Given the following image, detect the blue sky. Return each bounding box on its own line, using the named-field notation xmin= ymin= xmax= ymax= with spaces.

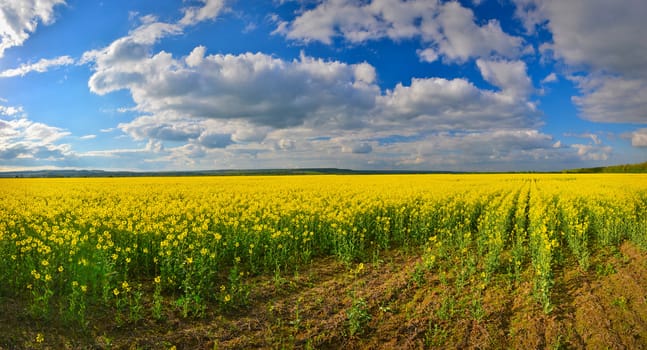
xmin=0 ymin=0 xmax=645 ymax=172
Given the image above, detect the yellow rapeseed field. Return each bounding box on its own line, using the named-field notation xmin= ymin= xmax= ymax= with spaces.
xmin=0 ymin=174 xmax=645 ymax=321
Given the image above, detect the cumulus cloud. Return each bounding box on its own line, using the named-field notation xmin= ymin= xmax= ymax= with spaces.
xmin=0 ymin=55 xmax=74 ymax=78
xmin=105 ymin=65 xmax=539 ymax=143
xmin=80 ymin=143 xmax=163 ymax=158
xmin=80 ymin=0 xmax=227 ymax=81
xmin=23 ymin=120 xmax=70 ymax=143
xmin=118 ymin=115 xmax=203 ymax=142
xmin=0 ymin=141 xmax=71 ymax=161
xmin=0 ymin=103 xmax=23 ymax=116
xmin=475 ymin=59 xmax=533 ymax=98
xmin=526 ymin=0 xmax=647 ymax=77
xmin=341 ymin=141 xmax=372 ymax=154
xmin=631 ymin=129 xmax=647 ymax=147
xmin=439 ymin=130 xmax=553 ymax=157
xmin=0 ymin=0 xmax=66 ymax=57
xmin=356 ymin=129 xmax=582 ymax=171
xmin=78 ymin=0 xmax=552 ymax=170
xmin=514 ymin=0 xmax=647 ymax=124
xmin=276 ymin=0 xmax=411 ymax=43
xmin=434 ymin=2 xmax=528 ymax=62
xmin=81 ymin=21 xmax=182 ymax=78
xmin=179 ymin=0 xmax=226 ymax=26
xmin=185 ymin=45 xmax=206 ymax=67
xmin=512 ymin=0 xmax=545 ymax=34
xmin=198 ymin=131 xmax=233 ymax=149
xmin=570 ymin=143 xmax=611 ymax=161
xmin=571 ymin=75 xmax=647 ymax=124
xmin=564 ymin=132 xmax=602 ymax=145
xmin=277 ymin=138 xmax=295 ymax=151
xmin=541 ymin=72 xmax=557 ymax=84
xmin=117 ymin=115 xmax=274 ymax=151
xmin=0 ymin=115 xmax=71 ymax=161
xmin=103 ymin=122 xmax=608 ymax=171
xmin=417 ymin=48 xmax=438 ymax=63
xmin=87 ymin=17 xmax=541 ymax=166
xmin=276 ymin=0 xmax=528 ymax=62
xmin=0 ymin=102 xmax=88 ymax=166
xmin=87 ymin=45 xmax=379 ymax=129
xmin=557 ymin=131 xmax=612 ymax=161
xmin=231 ymin=124 xmax=271 ymax=143
xmin=377 ymin=77 xmax=539 ymax=131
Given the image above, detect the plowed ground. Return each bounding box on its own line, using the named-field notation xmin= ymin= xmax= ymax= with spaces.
xmin=2 ymin=243 xmax=646 ymax=349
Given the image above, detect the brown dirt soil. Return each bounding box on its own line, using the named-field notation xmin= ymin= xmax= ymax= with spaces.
xmin=1 ymin=243 xmax=647 ymax=349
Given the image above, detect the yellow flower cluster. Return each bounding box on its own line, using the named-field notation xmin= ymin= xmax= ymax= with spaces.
xmin=0 ymin=174 xmax=645 ymax=320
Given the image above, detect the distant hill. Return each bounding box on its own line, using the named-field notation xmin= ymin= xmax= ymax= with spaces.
xmin=0 ymin=168 xmax=458 ymax=178
xmin=563 ymin=161 xmax=647 ymax=173
xmin=2 ymin=164 xmax=645 ymax=177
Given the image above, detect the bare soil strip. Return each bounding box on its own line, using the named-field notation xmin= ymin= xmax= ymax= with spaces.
xmin=2 ymin=243 xmax=646 ymax=349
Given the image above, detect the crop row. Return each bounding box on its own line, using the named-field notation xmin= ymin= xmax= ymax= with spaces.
xmin=0 ymin=175 xmax=645 ymax=323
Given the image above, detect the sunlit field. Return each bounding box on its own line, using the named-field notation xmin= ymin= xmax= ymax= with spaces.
xmin=1 ymin=174 xmax=646 ymax=348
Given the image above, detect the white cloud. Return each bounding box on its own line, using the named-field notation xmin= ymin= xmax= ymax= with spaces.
xmin=198 ymin=131 xmax=233 ymax=149
xmin=277 ymin=138 xmax=295 ymax=151
xmin=512 ymin=0 xmax=544 ymax=34
xmin=341 ymin=141 xmax=372 ymax=154
xmin=81 ymin=0 xmax=228 ymax=75
xmin=231 ymin=124 xmax=271 ymax=143
xmin=541 ymin=72 xmax=557 ymax=83
xmin=81 ymin=21 xmax=182 ymax=74
xmin=533 ymin=0 xmax=647 ymax=77
xmin=571 ymin=143 xmax=611 ymax=161
xmin=186 ymin=45 xmax=207 ymax=67
xmin=118 ymin=115 xmax=203 ymax=142
xmin=417 ymin=48 xmax=438 ymax=63
xmin=353 ymin=61 xmax=376 ymax=85
xmin=631 ymin=128 xmax=647 ymax=147
xmin=79 ymin=134 xmax=96 ymax=140
xmin=275 ymin=0 xmax=380 ymax=44
xmin=76 ymin=0 xmax=566 ymax=170
xmin=86 ymin=22 xmax=542 ymax=169
xmin=374 ymin=129 xmax=612 ymax=171
xmin=475 ymin=59 xmax=533 ymax=98
xmin=277 ymin=0 xmax=529 ymax=62
xmin=571 ymin=75 xmax=647 ymax=124
xmin=0 ymin=55 xmax=74 ymax=78
xmin=559 ymin=131 xmax=612 ymax=161
xmin=377 ymin=77 xmax=539 ymax=131
xmin=23 ymin=121 xmax=70 ymax=143
xmin=117 ymin=114 xmax=272 ymax=148
xmin=0 ymin=101 xmax=82 ymax=166
xmin=565 ymin=132 xmax=606 ymax=146
xmin=97 ymin=121 xmax=610 ymax=171
xmin=0 ymin=104 xmax=23 ymax=116
xmin=179 ymin=0 xmax=226 ymax=26
xmin=514 ymin=0 xmax=647 ymax=124
xmin=145 ymin=139 xmax=164 ymax=153
xmin=0 ymin=0 xmax=66 ymax=57
xmin=82 ymin=3 xmax=386 ymax=133
xmin=276 ymin=0 xmax=434 ymax=44
xmin=0 ymin=115 xmax=71 ymax=161
xmin=88 ymin=47 xmax=379 ymax=129
xmin=435 ymin=2 xmax=528 ymax=62
xmin=80 ymin=144 xmax=165 ymax=159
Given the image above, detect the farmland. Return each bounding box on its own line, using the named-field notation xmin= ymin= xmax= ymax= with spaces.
xmin=1 ymin=174 xmax=646 ymax=348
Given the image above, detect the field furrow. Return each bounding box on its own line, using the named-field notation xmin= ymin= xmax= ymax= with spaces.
xmin=0 ymin=174 xmax=646 ymax=348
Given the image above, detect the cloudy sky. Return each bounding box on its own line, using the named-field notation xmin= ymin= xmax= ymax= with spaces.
xmin=0 ymin=0 xmax=645 ymax=171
